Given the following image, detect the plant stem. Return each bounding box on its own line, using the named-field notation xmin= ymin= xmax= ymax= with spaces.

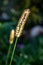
xmin=5 ymin=45 xmax=11 ymax=65
xmin=9 ymin=37 xmax=18 ymax=65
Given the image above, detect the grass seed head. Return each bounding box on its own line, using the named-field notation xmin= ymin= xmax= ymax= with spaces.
xmin=9 ymin=29 xmax=15 ymax=44
xmin=16 ymin=9 xmax=30 ymax=37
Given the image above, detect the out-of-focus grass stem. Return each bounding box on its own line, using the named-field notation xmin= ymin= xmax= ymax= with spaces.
xmin=5 ymin=45 xmax=11 ymax=65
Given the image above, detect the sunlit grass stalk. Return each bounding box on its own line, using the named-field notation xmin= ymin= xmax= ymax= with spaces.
xmin=9 ymin=9 xmax=30 ymax=65
xmin=9 ymin=37 xmax=18 ymax=65
xmin=5 ymin=29 xmax=15 ymax=65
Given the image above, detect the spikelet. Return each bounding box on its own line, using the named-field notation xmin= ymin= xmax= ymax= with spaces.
xmin=16 ymin=9 xmax=30 ymax=37
xmin=9 ymin=29 xmax=15 ymax=44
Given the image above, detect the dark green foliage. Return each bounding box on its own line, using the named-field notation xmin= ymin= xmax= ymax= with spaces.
xmin=0 ymin=0 xmax=43 ymax=65
xmin=0 ymin=23 xmax=43 ymax=65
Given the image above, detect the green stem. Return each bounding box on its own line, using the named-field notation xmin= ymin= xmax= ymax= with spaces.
xmin=9 ymin=37 xmax=18 ymax=65
xmin=5 ymin=45 xmax=11 ymax=65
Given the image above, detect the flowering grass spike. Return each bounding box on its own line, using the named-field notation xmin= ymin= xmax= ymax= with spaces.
xmin=9 ymin=29 xmax=15 ymax=44
xmin=16 ymin=9 xmax=30 ymax=37
xmin=5 ymin=29 xmax=15 ymax=65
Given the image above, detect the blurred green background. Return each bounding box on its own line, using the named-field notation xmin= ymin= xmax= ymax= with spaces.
xmin=0 ymin=0 xmax=43 ymax=65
